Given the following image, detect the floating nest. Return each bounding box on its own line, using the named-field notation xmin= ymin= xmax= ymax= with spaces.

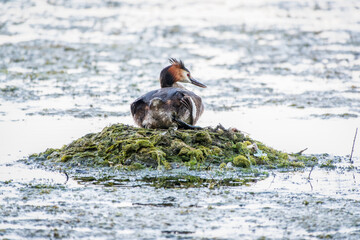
xmin=31 ymin=124 xmax=316 ymax=170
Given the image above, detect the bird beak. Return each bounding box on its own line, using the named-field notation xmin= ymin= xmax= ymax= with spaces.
xmin=190 ymin=78 xmax=207 ymax=88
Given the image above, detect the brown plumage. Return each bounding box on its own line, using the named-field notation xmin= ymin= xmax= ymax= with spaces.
xmin=131 ymin=59 xmax=206 ymax=129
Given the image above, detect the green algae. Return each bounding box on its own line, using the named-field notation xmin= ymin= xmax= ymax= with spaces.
xmin=33 ymin=123 xmax=315 ymax=170
xmin=141 ymin=175 xmax=261 ymax=188
xmin=233 ymin=155 xmax=251 ymax=168
xmin=320 ymin=159 xmax=336 ymax=169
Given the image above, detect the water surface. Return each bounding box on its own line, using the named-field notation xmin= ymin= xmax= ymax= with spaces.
xmin=1 ymin=0 xmax=360 ymax=239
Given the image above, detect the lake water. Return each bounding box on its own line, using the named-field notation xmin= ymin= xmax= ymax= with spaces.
xmin=1 ymin=0 xmax=360 ymax=239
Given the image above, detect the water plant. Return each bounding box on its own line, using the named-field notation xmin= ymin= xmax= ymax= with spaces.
xmin=31 ymin=123 xmax=316 ymax=170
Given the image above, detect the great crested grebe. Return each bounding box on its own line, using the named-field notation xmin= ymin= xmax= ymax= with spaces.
xmin=130 ymin=58 xmax=206 ymax=129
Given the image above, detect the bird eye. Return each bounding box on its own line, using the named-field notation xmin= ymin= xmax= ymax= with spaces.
xmin=187 ymin=73 xmax=190 ymax=78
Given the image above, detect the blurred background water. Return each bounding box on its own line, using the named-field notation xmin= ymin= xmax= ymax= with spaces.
xmin=1 ymin=1 xmax=360 ymax=239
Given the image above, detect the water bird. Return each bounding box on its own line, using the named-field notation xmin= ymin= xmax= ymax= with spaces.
xmin=131 ymin=58 xmax=206 ymax=129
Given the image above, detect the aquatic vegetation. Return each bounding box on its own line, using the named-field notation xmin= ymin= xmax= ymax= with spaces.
xmin=28 ymin=123 xmax=319 ymax=188
xmin=233 ymin=155 xmax=251 ymax=168
xmin=141 ymin=174 xmax=261 ymax=188
xmin=320 ymin=159 xmax=336 ymax=169
xmin=31 ymin=123 xmax=316 ymax=170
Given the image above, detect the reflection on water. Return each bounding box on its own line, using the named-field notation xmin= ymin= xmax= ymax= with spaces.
xmin=0 ymin=0 xmax=360 ymax=239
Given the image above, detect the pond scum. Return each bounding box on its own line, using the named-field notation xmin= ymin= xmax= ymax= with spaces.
xmin=30 ymin=124 xmax=317 ymax=187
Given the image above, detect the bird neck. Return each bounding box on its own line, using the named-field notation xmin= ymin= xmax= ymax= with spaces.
xmin=171 ymin=82 xmax=186 ymax=89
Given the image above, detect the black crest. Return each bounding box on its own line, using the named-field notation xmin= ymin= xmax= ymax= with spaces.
xmin=169 ymin=58 xmax=185 ymax=70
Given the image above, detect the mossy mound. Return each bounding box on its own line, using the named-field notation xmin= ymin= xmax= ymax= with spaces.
xmin=32 ymin=124 xmax=316 ymax=170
